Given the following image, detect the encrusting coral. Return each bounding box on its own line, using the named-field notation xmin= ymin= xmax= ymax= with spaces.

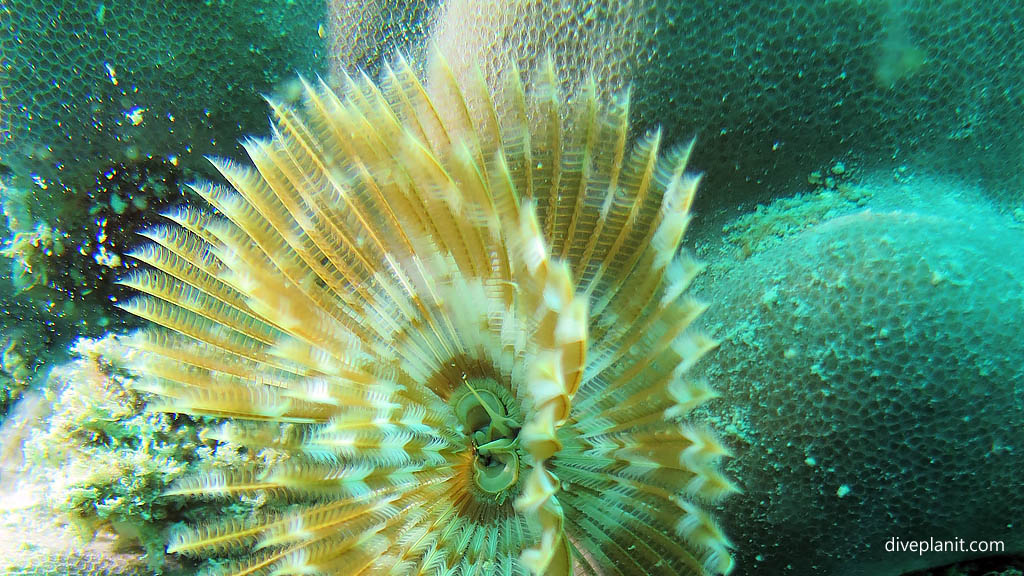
xmin=118 ymin=52 xmax=736 ymax=575
xmin=8 ymin=336 xmax=263 ymax=574
xmin=0 ymin=1 xmax=325 ymax=419
xmin=383 ymin=0 xmax=1024 ymax=214
xmin=694 ymin=180 xmax=1024 ymax=576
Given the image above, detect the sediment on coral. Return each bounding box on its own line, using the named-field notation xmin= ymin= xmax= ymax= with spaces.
xmin=694 ymin=177 xmax=1024 ymax=576
xmin=1 ymin=0 xmax=326 ymax=198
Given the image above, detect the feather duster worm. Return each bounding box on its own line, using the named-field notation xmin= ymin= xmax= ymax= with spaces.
xmin=119 ymin=53 xmax=737 ymax=575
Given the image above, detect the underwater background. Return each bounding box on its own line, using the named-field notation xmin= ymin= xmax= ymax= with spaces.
xmin=0 ymin=1 xmax=1022 ymax=575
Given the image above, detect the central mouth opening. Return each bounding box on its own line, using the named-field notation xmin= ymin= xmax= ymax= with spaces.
xmin=451 ymin=378 xmax=522 ymax=499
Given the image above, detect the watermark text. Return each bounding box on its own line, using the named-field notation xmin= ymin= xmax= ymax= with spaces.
xmin=885 ymin=537 xmax=1004 ymax=556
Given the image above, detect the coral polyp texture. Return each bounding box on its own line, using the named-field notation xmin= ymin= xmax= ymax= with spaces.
xmin=0 ymin=0 xmax=325 ymax=414
xmin=327 ymin=0 xmax=438 ymax=78
xmin=0 ymin=0 xmax=324 ymax=194
xmin=118 ymin=54 xmax=735 ymax=575
xmin=351 ymin=0 xmax=1024 ymax=210
xmin=696 ymin=184 xmax=1024 ymax=575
